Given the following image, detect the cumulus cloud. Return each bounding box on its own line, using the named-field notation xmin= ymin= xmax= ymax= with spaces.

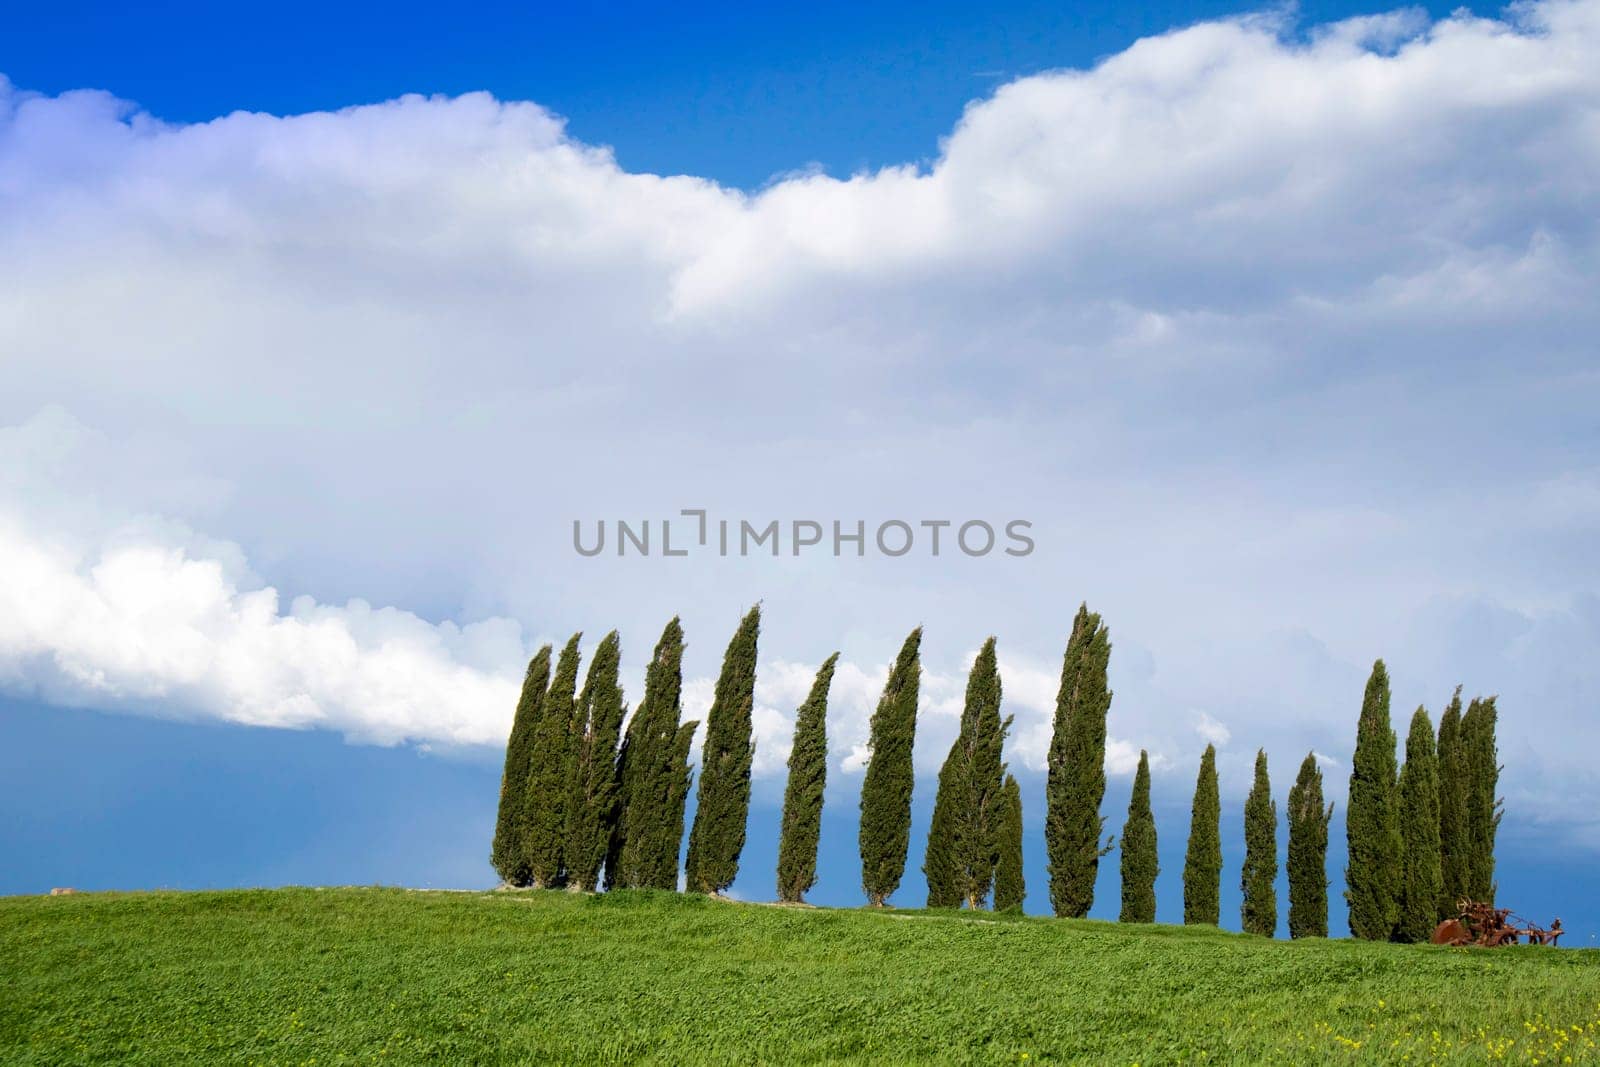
xmin=1193 ymin=711 xmax=1232 ymax=747
xmin=2 ymin=1 xmax=1599 ymax=828
xmin=0 ymin=409 xmax=531 ymax=745
xmin=2 ymin=411 xmax=1159 ymax=767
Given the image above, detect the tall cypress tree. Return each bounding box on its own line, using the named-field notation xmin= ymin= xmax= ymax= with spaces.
xmin=491 ymin=645 xmax=552 ymax=886
xmin=1183 ymin=744 xmax=1221 ymax=925
xmin=923 ymin=750 xmax=964 ymax=908
xmin=613 ymin=618 xmax=699 ymax=890
xmin=524 ymin=633 xmax=583 ymax=888
xmin=925 ymin=638 xmax=1010 ymax=909
xmin=860 ymin=627 xmax=922 ymax=906
xmin=563 ymin=631 xmax=627 ymax=893
xmin=1395 ymin=706 xmax=1443 ymax=943
xmin=776 ymin=653 xmax=838 ymax=904
xmin=1436 ymin=687 xmax=1469 ymax=915
xmin=1462 ymin=695 xmax=1501 ymax=903
xmin=994 ymin=774 xmax=1025 ymax=912
xmin=686 ymin=605 xmax=761 ymax=894
xmin=1287 ymin=751 xmax=1333 ymax=938
xmin=1045 ymin=604 xmax=1114 ymax=918
xmin=1240 ymin=749 xmax=1278 ymax=937
xmin=1119 ymin=749 xmax=1158 ymax=923
xmin=1345 ymin=659 xmax=1401 ymax=940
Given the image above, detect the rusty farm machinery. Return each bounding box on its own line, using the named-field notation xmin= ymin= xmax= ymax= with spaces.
xmin=1431 ymin=900 xmax=1564 ymax=947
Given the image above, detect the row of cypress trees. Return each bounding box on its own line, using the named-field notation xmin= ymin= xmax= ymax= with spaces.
xmin=1161 ymin=660 xmax=1501 ymax=940
xmin=863 ymin=606 xmax=1118 ymax=914
xmin=1344 ymin=663 xmax=1501 ymax=941
xmin=492 ymin=610 xmax=761 ymax=894
xmin=493 ymin=606 xmax=1117 ymax=911
xmin=493 ymin=613 xmax=1499 ymax=936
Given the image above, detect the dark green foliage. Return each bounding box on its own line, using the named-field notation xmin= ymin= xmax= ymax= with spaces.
xmin=1183 ymin=744 xmax=1221 ymax=925
xmin=1396 ymin=706 xmax=1443 ymax=943
xmin=1119 ymin=750 xmax=1158 ymax=923
xmin=1345 ymin=660 xmax=1401 ymax=940
xmin=1045 ymin=604 xmax=1115 ymax=918
xmin=686 ymin=606 xmax=761 ymax=894
xmin=776 ymin=654 xmax=838 ymax=903
xmin=563 ymin=632 xmax=627 ymax=893
xmin=1436 ymin=687 xmax=1469 ymax=915
xmin=1287 ymin=752 xmax=1333 ymax=939
xmin=491 ymin=645 xmax=551 ymax=886
xmin=993 ymin=775 xmax=1025 ymax=911
xmin=524 ymin=633 xmax=582 ymax=888
xmin=924 ymin=638 xmax=1011 ymax=909
xmin=612 ymin=618 xmax=699 ymax=891
xmin=923 ymin=751 xmax=963 ymax=908
xmin=859 ymin=627 xmax=922 ymax=906
xmin=1462 ymin=696 xmax=1501 ymax=903
xmin=1240 ymin=749 xmax=1277 ymax=937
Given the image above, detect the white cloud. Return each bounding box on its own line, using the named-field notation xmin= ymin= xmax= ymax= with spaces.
xmin=2 ymin=0 xmax=1599 ymax=829
xmin=1193 ymin=711 xmax=1233 ymax=747
xmin=0 ymin=410 xmax=530 ymax=745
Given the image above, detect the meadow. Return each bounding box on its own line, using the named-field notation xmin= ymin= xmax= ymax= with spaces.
xmin=3 ymin=887 xmax=1599 ymax=1064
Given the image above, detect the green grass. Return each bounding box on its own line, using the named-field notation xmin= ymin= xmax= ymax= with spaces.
xmin=3 ymin=888 xmax=1599 ymax=1064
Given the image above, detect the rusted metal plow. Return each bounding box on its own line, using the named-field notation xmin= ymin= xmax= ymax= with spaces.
xmin=1431 ymin=900 xmax=1563 ymax=947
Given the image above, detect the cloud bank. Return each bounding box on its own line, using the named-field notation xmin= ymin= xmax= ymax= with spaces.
xmin=0 ymin=408 xmax=1136 ymax=774
xmin=3 ymin=1 xmax=1599 ymax=836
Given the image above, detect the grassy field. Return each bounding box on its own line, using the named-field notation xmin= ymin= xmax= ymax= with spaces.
xmin=3 ymin=888 xmax=1599 ymax=1064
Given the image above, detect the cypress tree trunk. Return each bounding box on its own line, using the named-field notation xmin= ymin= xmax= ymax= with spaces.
xmin=1045 ymin=604 xmax=1114 ymax=918
xmin=1287 ymin=751 xmax=1333 ymax=938
xmin=1183 ymin=744 xmax=1221 ymax=925
xmin=1395 ymin=706 xmax=1443 ymax=943
xmin=563 ymin=631 xmax=626 ymax=893
xmin=925 ymin=638 xmax=1010 ymax=909
xmin=686 ymin=606 xmax=761 ymax=894
xmin=1119 ymin=749 xmax=1158 ymax=923
xmin=614 ymin=618 xmax=699 ymax=890
xmin=1436 ymin=687 xmax=1469 ymax=916
xmin=776 ymin=654 xmax=838 ymax=904
xmin=1345 ymin=659 xmax=1401 ymax=940
xmin=524 ymin=633 xmax=583 ymax=889
xmin=993 ymin=774 xmax=1025 ymax=912
xmin=491 ymin=645 xmax=552 ymax=887
xmin=859 ymin=627 xmax=922 ymax=906
xmin=1240 ymin=749 xmax=1278 ymax=937
xmin=1462 ymin=696 xmax=1501 ymax=903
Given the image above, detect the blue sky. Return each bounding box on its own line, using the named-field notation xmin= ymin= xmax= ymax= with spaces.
xmin=3 ymin=0 xmax=1599 ymax=939
xmin=6 ymin=0 xmax=1490 ymax=188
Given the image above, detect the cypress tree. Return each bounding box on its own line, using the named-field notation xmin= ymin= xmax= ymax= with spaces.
xmin=1345 ymin=659 xmax=1401 ymax=940
xmin=1462 ymin=695 xmax=1501 ymax=903
xmin=924 ymin=638 xmax=1010 ymax=909
xmin=524 ymin=633 xmax=583 ymax=888
xmin=776 ymin=653 xmax=838 ymax=904
xmin=1395 ymin=706 xmax=1443 ymax=943
xmin=491 ymin=645 xmax=551 ymax=886
xmin=994 ymin=774 xmax=1025 ymax=912
xmin=1045 ymin=604 xmax=1114 ymax=918
xmin=1436 ymin=687 xmax=1469 ymax=915
xmin=1183 ymin=744 xmax=1221 ymax=925
xmin=563 ymin=631 xmax=626 ymax=892
xmin=1287 ymin=751 xmax=1333 ymax=938
xmin=686 ymin=605 xmax=761 ymax=894
xmin=923 ymin=749 xmax=964 ymax=907
xmin=1119 ymin=749 xmax=1158 ymax=923
xmin=613 ymin=618 xmax=699 ymax=890
xmin=859 ymin=627 xmax=922 ymax=906
xmin=1240 ymin=749 xmax=1278 ymax=937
